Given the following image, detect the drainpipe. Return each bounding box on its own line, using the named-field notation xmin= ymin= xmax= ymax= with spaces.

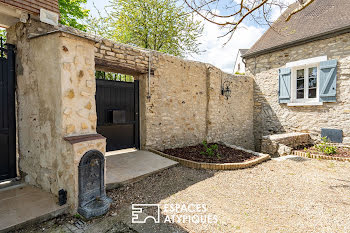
xmin=147 ymin=51 xmax=152 ymax=100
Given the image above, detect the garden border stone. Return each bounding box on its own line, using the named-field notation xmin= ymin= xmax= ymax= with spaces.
xmin=148 ymin=143 xmax=270 ymax=170
xmin=292 ymin=150 xmax=350 ymax=162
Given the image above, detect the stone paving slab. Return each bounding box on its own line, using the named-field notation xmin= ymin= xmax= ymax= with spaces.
xmin=0 ymin=184 xmax=67 ymax=233
xmin=106 ymin=150 xmax=178 ymax=190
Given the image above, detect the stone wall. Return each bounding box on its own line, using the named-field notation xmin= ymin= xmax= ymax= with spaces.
xmin=245 ymin=32 xmax=350 ymax=150
xmin=94 ymin=39 xmax=255 ymax=150
xmin=7 ymin=20 xmax=255 ymax=151
xmin=207 ymin=67 xmax=254 ymax=148
xmin=95 ymin=39 xmax=150 ymax=75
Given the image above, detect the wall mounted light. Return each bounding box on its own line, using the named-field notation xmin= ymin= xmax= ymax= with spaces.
xmin=221 ymin=80 xmax=232 ymax=100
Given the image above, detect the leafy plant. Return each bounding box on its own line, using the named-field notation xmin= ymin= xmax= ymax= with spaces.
xmin=200 ymin=140 xmax=221 ymax=159
xmin=59 ymin=0 xmax=89 ymax=31
xmin=315 ymin=137 xmax=337 ymax=155
xmin=0 ymin=29 xmax=6 ymax=43
xmin=306 ymin=152 xmax=311 ymax=158
xmin=86 ymin=0 xmax=203 ymax=57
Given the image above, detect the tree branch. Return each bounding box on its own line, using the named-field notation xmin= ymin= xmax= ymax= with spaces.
xmin=285 ymin=0 xmax=315 ymax=21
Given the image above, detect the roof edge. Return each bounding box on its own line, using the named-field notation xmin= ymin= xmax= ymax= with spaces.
xmin=243 ymin=25 xmax=350 ymax=59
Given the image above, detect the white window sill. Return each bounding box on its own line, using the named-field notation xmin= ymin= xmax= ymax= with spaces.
xmin=287 ymin=102 xmax=323 ymax=106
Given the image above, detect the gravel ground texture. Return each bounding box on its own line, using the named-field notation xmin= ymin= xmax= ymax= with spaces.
xmin=19 ymin=157 xmax=350 ymax=233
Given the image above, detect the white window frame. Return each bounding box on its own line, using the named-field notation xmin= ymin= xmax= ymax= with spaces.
xmin=286 ymin=56 xmax=327 ymax=106
xmin=290 ymin=64 xmax=320 ymax=103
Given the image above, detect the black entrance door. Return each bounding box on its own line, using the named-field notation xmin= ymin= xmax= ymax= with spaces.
xmin=95 ymin=79 xmax=140 ymax=151
xmin=0 ymin=41 xmax=16 ymax=181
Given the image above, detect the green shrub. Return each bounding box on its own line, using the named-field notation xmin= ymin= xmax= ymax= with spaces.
xmin=200 ymin=140 xmax=221 ymax=159
xmin=315 ymin=137 xmax=337 ymax=155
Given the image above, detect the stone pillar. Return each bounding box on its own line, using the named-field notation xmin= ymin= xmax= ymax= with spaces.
xmin=57 ymin=32 xmax=107 ymax=211
xmin=7 ymin=21 xmax=106 ymax=212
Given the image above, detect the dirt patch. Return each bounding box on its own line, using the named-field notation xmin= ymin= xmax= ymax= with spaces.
xmin=297 ymin=146 xmax=350 ymax=157
xmin=163 ymin=143 xmax=258 ymax=163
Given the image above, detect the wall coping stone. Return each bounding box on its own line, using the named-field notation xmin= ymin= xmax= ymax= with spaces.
xmin=262 ymin=132 xmax=310 ymax=141
xmin=64 ymin=134 xmax=106 ymax=145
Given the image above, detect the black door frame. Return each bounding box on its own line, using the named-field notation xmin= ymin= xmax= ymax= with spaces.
xmin=0 ymin=41 xmax=16 ymax=181
xmin=134 ymin=80 xmax=140 ymax=149
xmin=95 ymin=79 xmax=140 ymax=151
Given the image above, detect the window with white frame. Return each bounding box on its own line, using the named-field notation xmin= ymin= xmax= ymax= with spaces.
xmin=278 ymin=56 xmax=338 ymax=106
xmin=291 ymin=64 xmax=319 ymax=102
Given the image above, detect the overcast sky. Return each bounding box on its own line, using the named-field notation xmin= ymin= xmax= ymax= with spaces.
xmin=85 ymin=0 xmax=295 ymax=73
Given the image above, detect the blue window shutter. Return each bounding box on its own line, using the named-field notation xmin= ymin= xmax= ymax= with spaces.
xmin=319 ymin=59 xmax=337 ymax=102
xmin=278 ymin=68 xmax=291 ymax=103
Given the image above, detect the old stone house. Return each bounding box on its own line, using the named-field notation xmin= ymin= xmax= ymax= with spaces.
xmin=243 ymin=0 xmax=350 ymax=151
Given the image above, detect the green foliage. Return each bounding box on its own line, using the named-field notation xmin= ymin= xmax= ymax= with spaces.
xmin=96 ymin=71 xmax=134 ymax=82
xmin=200 ymin=141 xmax=221 ymax=159
xmin=87 ymin=0 xmax=203 ymax=57
xmin=315 ymin=137 xmax=337 ymax=155
xmin=73 ymin=213 xmax=82 ymax=219
xmin=59 ymin=0 xmax=89 ymax=31
xmin=0 ymin=29 xmax=6 ymax=43
xmin=234 ymin=71 xmax=245 ymax=75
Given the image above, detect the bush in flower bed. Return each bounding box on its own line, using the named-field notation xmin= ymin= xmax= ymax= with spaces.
xmin=314 ymin=137 xmax=337 ymax=155
xmin=299 ymin=137 xmax=349 ymax=158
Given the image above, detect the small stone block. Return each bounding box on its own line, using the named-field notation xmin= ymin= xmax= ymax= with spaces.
xmin=321 ymin=128 xmax=343 ymax=143
xmin=80 ymin=91 xmax=90 ymax=97
xmin=86 ymin=80 xmax=93 ymax=88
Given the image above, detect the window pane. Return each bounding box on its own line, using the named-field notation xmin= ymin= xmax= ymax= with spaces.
xmin=297 ymin=69 xmax=304 ymax=80
xmin=297 ymin=90 xmax=304 ymax=99
xmin=309 ymin=78 xmax=317 ymax=88
xmin=308 ymin=67 xmax=317 ymax=98
xmin=296 ymin=69 xmax=304 ymax=99
xmin=309 ymin=89 xmax=316 ymax=98
xmin=297 ymin=80 xmax=304 ymax=89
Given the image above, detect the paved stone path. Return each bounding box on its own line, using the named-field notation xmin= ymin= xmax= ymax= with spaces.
xmin=20 ymin=157 xmax=350 ymax=233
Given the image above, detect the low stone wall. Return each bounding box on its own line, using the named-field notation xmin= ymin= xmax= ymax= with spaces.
xmin=246 ymin=32 xmax=350 ymax=150
xmin=261 ymin=132 xmax=312 ymax=157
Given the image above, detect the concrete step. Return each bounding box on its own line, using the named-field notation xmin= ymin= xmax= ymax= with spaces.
xmin=106 ymin=150 xmax=178 ymax=190
xmin=0 ymin=184 xmax=68 ymax=233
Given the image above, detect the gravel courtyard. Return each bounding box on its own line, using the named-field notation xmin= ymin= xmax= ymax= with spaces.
xmin=21 ymin=157 xmax=350 ymax=233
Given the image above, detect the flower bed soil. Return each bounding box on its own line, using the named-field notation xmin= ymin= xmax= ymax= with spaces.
xmin=162 ymin=143 xmax=258 ymax=163
xmin=296 ymin=146 xmax=350 ymax=158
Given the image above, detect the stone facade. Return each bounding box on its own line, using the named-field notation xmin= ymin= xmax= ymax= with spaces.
xmin=246 ymin=33 xmax=350 ymax=150
xmin=207 ymin=68 xmax=253 ymax=148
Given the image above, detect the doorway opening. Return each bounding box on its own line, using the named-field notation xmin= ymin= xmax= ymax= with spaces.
xmin=95 ymin=71 xmax=140 ymax=152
